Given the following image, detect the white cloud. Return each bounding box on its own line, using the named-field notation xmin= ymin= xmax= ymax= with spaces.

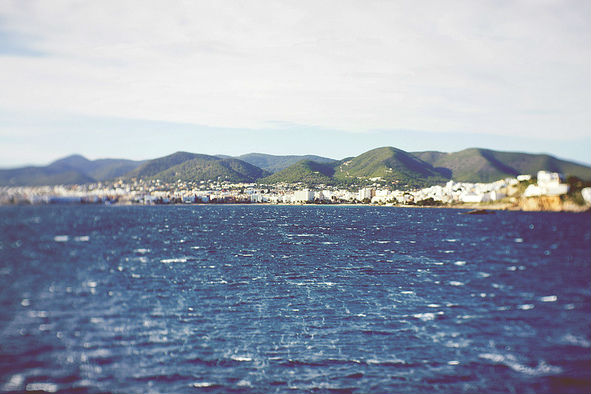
xmin=0 ymin=0 xmax=589 ymax=139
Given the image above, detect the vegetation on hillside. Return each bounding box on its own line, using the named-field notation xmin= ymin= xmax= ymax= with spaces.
xmin=333 ymin=147 xmax=449 ymax=188
xmin=143 ymin=155 xmax=269 ymax=183
xmin=126 ymin=152 xmax=198 ymax=179
xmin=258 ymin=160 xmax=336 ymax=185
xmin=413 ymin=148 xmax=591 ymax=183
xmin=238 ymin=153 xmax=336 ymax=173
xmin=1 ymin=147 xmax=589 ymax=187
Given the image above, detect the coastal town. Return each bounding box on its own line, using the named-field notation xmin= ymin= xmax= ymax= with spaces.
xmin=1 ymin=170 xmax=590 ymax=212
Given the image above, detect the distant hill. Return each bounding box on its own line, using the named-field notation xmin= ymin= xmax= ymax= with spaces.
xmin=127 ymin=152 xmax=269 ymax=183
xmin=413 ymin=148 xmax=591 ymax=182
xmin=258 ymin=147 xmax=449 ymax=187
xmin=126 ymin=152 xmax=199 ymax=179
xmin=0 ymin=165 xmax=94 ymax=186
xmin=88 ymin=159 xmax=145 ymax=181
xmin=258 ymin=159 xmax=337 ymax=185
xmin=332 ymin=147 xmax=448 ymax=187
xmin=1 ymin=147 xmax=589 ymax=187
xmin=51 ymin=155 xmax=142 ymax=181
xmin=237 ymin=153 xmax=336 ymax=173
xmin=0 ymin=155 xmax=143 ymax=186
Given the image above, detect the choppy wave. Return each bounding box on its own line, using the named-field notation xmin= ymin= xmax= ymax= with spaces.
xmin=0 ymin=205 xmax=589 ymax=393
xmin=479 ymin=353 xmax=563 ymax=376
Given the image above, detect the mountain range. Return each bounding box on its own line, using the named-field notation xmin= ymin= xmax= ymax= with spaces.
xmin=1 ymin=147 xmax=589 ymax=187
xmin=127 ymin=152 xmax=269 ymax=183
xmin=0 ymin=155 xmax=143 ymax=186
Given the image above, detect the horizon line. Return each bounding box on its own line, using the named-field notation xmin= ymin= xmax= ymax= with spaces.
xmin=2 ymin=145 xmax=590 ymax=170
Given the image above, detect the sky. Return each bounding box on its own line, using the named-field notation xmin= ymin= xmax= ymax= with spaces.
xmin=0 ymin=0 xmax=589 ymax=167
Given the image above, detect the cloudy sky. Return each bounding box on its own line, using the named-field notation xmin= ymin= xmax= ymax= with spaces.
xmin=0 ymin=0 xmax=589 ymax=166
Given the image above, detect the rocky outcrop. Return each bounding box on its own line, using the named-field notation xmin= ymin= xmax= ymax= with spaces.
xmin=518 ymin=196 xmax=589 ymax=212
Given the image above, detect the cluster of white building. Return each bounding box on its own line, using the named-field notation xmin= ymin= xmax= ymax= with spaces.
xmin=0 ymin=184 xmax=132 ymax=204
xmin=248 ymin=188 xmax=356 ymax=204
xmin=249 ymin=176 xmax=520 ymax=205
xmin=343 ymin=171 xmax=580 ymax=206
xmin=369 ymin=171 xmax=582 ymax=205
xmin=523 ymin=171 xmax=570 ymax=197
xmin=2 ymin=170 xmax=589 ymax=206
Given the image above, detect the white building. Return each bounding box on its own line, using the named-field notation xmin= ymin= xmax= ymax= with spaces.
xmin=524 ymin=171 xmax=570 ymax=197
xmin=489 ymin=190 xmax=506 ymax=201
xmin=461 ymin=192 xmax=488 ymax=203
xmin=358 ymin=188 xmax=374 ymax=201
xmin=537 ymin=171 xmax=563 ymax=186
xmin=371 ymin=189 xmax=392 ymax=204
xmin=523 ymin=184 xmax=543 ymax=197
xmin=320 ymin=190 xmax=335 ymax=201
xmin=543 ymin=184 xmax=570 ymax=196
xmin=250 ymin=193 xmax=268 ymax=203
xmin=338 ymin=190 xmax=357 ymax=201
xmin=292 ymin=189 xmax=314 ymax=203
xmin=314 ymin=191 xmax=328 ymax=201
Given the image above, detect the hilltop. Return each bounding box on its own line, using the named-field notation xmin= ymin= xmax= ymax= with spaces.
xmin=258 ymin=160 xmax=336 ymax=185
xmin=127 ymin=152 xmax=268 ymax=183
xmin=236 ymin=153 xmax=336 ymax=173
xmin=413 ymin=148 xmax=591 ymax=183
xmin=332 ymin=147 xmax=448 ymax=187
xmin=0 ymin=147 xmax=589 ymax=187
xmin=0 ymin=155 xmax=143 ymax=186
xmin=257 ymin=147 xmax=450 ymax=187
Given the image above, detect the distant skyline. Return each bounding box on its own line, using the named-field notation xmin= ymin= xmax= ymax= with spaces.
xmin=1 ymin=1 xmax=589 ymax=167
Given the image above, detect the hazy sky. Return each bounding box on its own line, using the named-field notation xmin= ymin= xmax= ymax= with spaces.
xmin=0 ymin=0 xmax=589 ymax=166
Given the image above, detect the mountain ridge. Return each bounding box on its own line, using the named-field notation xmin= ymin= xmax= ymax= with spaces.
xmin=412 ymin=148 xmax=591 ymax=183
xmin=0 ymin=155 xmax=144 ymax=186
xmin=142 ymin=154 xmax=269 ymax=183
xmin=1 ymin=147 xmax=589 ymax=186
xmin=236 ymin=153 xmax=337 ymax=173
xmin=332 ymin=147 xmax=448 ymax=187
xmin=258 ymin=159 xmax=337 ymax=185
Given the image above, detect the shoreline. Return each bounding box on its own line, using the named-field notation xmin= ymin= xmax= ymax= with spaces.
xmin=2 ymin=201 xmax=589 ymax=213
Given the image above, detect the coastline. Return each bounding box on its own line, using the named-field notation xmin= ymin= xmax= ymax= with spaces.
xmin=208 ymin=199 xmax=591 ymax=212
xmin=5 ymin=200 xmax=586 ymax=213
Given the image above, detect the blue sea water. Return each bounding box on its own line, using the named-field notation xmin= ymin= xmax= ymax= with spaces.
xmin=0 ymin=205 xmax=589 ymax=393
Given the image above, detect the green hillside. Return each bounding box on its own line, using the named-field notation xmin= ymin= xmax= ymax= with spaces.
xmin=126 ymin=152 xmax=198 ymax=178
xmin=141 ymin=154 xmax=269 ymax=183
xmin=414 ymin=148 xmax=591 ymax=182
xmin=333 ymin=147 xmax=448 ymax=187
xmin=2 ymin=147 xmax=589 ymax=187
xmin=259 ymin=147 xmax=449 ymax=187
xmin=237 ymin=153 xmax=336 ymax=173
xmin=258 ymin=160 xmax=336 ymax=185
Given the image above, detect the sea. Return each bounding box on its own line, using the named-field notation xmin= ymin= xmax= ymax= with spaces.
xmin=0 ymin=205 xmax=589 ymax=394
